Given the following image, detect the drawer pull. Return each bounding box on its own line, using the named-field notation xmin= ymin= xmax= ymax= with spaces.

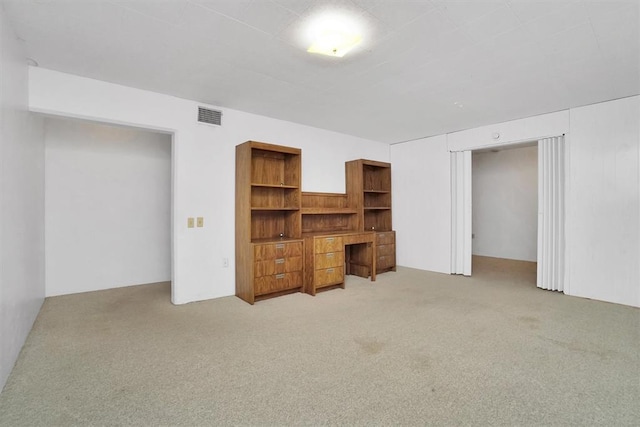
xmin=325 ymin=237 xmax=334 ymax=242
xmin=275 ymin=258 xmax=285 ymax=264
xmin=327 ymin=268 xmax=334 ymax=273
xmin=275 ymin=243 xmax=285 ymax=249
xmin=275 ymin=273 xmax=285 ymax=279
xmin=326 ymin=253 xmax=334 ymax=257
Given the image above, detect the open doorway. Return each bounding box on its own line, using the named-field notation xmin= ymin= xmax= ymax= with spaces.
xmin=451 ymin=136 xmax=566 ymax=292
xmin=471 ymin=143 xmax=538 ymax=286
xmin=44 ymin=116 xmax=173 ymax=299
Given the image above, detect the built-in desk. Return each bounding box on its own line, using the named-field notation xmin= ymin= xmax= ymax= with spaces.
xmin=302 ymin=231 xmax=376 ymax=296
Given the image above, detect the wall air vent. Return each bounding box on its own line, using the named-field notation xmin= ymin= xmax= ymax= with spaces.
xmin=197 ymin=107 xmax=222 ymax=126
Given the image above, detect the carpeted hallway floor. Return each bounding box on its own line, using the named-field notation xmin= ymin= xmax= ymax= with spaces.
xmin=0 ymin=256 xmax=638 ymax=426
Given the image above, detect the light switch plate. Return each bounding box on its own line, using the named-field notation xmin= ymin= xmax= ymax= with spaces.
xmin=197 ymin=217 xmax=204 ymax=227
xmin=187 ymin=217 xmax=195 ymax=228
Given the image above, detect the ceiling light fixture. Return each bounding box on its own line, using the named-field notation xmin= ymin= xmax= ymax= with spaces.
xmin=306 ymin=12 xmax=362 ymax=58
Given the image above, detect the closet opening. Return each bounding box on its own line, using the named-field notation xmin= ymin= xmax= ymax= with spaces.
xmin=451 ymin=135 xmax=566 ymax=293
xmin=44 ymin=116 xmax=174 ymax=300
xmin=471 ymin=142 xmax=538 ymax=287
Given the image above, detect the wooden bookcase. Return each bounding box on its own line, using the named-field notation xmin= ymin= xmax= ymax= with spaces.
xmin=235 ymin=141 xmax=303 ymax=304
xmin=346 ymin=159 xmax=396 ymax=274
xmin=346 ymin=159 xmax=393 ymax=232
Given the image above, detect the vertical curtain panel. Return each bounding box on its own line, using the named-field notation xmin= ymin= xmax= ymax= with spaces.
xmin=451 ymin=151 xmax=472 ymax=276
xmin=537 ymin=136 xmax=566 ymax=292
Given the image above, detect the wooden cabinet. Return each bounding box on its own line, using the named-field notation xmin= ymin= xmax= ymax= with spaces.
xmin=375 ymin=231 xmax=396 ymax=273
xmin=304 ymin=235 xmax=345 ymax=296
xmin=236 ymin=141 xmax=303 ymax=304
xmin=253 ymin=241 xmax=303 ymax=297
xmin=253 ymin=242 xmax=303 ymax=278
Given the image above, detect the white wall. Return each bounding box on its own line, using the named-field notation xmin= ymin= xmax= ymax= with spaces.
xmin=393 ymin=96 xmax=639 ymax=307
xmin=29 ymin=67 xmax=390 ymax=304
xmin=391 ymin=135 xmax=451 ymax=274
xmin=0 ymin=6 xmax=45 ymax=390
xmin=568 ymin=97 xmax=639 ymax=307
xmin=472 ymin=146 xmax=538 ymax=262
xmin=45 ymin=118 xmax=171 ymax=296
xmin=447 ymin=110 xmax=569 ymax=152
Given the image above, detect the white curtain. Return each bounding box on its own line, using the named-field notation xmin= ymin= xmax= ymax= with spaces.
xmin=537 ymin=136 xmax=565 ymax=291
xmin=451 ymin=151 xmax=472 ymax=276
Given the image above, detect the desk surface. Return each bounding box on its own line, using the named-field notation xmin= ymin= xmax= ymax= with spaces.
xmin=301 ymin=230 xmax=375 ymax=239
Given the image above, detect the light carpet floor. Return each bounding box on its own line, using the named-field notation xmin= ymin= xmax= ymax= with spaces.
xmin=0 ymin=256 xmax=638 ymax=426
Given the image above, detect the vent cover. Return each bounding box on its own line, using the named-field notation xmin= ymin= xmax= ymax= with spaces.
xmin=198 ymin=107 xmax=222 ymax=126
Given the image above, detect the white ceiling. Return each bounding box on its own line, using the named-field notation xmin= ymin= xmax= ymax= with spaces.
xmin=3 ymin=0 xmax=639 ymax=143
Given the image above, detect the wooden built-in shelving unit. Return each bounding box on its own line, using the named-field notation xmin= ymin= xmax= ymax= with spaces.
xmin=236 ymin=141 xmax=395 ymax=304
xmin=236 ymin=141 xmax=303 ymax=304
xmin=301 ymin=192 xmax=358 ymax=234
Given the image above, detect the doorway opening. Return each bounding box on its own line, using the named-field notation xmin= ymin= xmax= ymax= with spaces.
xmin=44 ymin=116 xmax=174 ymax=300
xmin=471 ymin=142 xmax=538 ymax=287
xmin=451 ymin=136 xmax=566 ymax=293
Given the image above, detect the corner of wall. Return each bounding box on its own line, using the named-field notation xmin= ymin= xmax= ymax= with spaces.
xmin=0 ymin=7 xmax=46 ymax=391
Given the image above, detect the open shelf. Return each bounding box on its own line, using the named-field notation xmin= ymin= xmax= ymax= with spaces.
xmin=362 ymin=163 xmax=391 ymax=193
xmin=364 ymin=210 xmax=392 ymax=232
xmin=251 ymin=207 xmax=299 ymax=211
xmin=251 ymin=184 xmax=299 ymax=210
xmin=251 ymin=148 xmax=300 ymax=188
xmin=301 ymin=207 xmax=358 ymax=215
xmin=251 ymin=183 xmax=298 ymax=189
xmin=301 ymin=192 xmax=358 ymax=234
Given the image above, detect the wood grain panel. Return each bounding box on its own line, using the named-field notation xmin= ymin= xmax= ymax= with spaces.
xmin=377 ymin=254 xmax=396 ymax=271
xmin=254 ymin=271 xmax=303 ymax=296
xmin=375 ymin=231 xmax=395 ymax=245
xmin=251 ymin=150 xmax=286 ymax=186
xmin=254 ymin=241 xmax=303 ymax=260
xmin=314 ymin=236 xmax=343 ymax=253
xmin=236 ymin=142 xmax=254 ymax=304
xmin=314 ymin=267 xmax=344 ymax=287
xmin=302 ymin=192 xmax=350 ymax=209
xmin=254 ymin=256 xmax=302 ymax=277
xmin=314 ymin=251 xmax=344 ymax=269
xmin=363 ymin=162 xmax=391 ymax=192
xmin=376 ymin=244 xmax=395 ymax=257
xmin=302 ymin=213 xmax=356 ymax=234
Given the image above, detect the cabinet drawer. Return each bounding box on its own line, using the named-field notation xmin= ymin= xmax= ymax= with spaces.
xmin=377 ymin=254 xmax=396 ymax=270
xmin=254 ymin=271 xmax=303 ymax=296
xmin=314 ymin=236 xmax=343 ymax=253
xmin=314 ymin=251 xmax=344 ymax=269
xmin=376 ymin=231 xmax=395 ymax=246
xmin=254 ymin=241 xmax=302 ymax=260
xmin=314 ymin=267 xmax=344 ymax=287
xmin=376 ymin=244 xmax=395 ymax=257
xmin=254 ymin=256 xmax=302 ymax=278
